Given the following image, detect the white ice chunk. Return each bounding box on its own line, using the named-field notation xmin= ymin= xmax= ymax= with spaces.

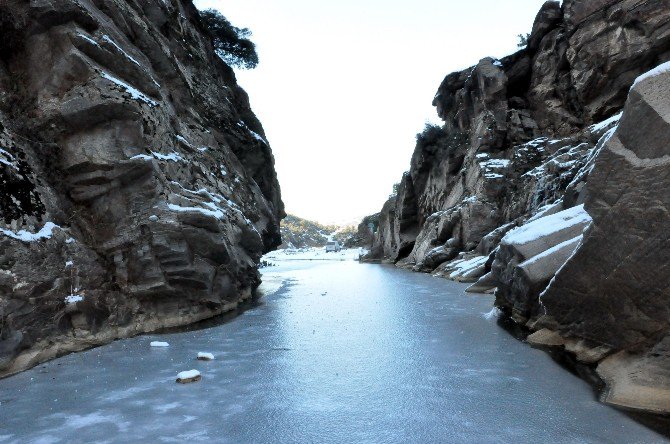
xmin=150 ymin=341 xmax=169 ymax=347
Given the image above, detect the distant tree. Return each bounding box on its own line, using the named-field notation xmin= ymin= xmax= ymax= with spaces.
xmin=199 ymin=9 xmax=259 ymax=69
xmin=517 ymin=33 xmax=531 ymax=48
xmin=392 ymin=182 xmax=400 ymax=196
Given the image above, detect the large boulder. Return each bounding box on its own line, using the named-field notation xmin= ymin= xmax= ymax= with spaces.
xmin=491 ymin=204 xmax=591 ymax=322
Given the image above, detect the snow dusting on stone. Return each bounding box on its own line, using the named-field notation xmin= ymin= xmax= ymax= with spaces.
xmin=102 ymin=35 xmax=141 ymax=66
xmin=0 ymin=147 xmax=18 ymax=170
xmin=64 ymin=295 xmax=83 ymax=304
xmin=150 ymin=151 xmax=184 ymax=162
xmin=76 ymin=33 xmax=100 ymax=47
xmin=177 ymin=369 xmax=200 ymax=379
xmin=0 ymin=222 xmax=60 ymax=242
xmin=100 ymin=72 xmax=158 ymax=107
xmin=168 ymin=203 xmax=224 ymax=219
xmin=589 ymin=112 xmax=623 ymax=133
xmin=502 ymin=204 xmax=592 ymax=246
xmin=632 ymin=61 xmax=670 ymax=88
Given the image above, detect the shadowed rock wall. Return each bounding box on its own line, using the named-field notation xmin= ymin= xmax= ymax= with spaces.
xmin=0 ymin=0 xmax=284 ymax=375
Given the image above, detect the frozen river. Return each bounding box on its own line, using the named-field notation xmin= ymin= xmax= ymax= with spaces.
xmin=0 ymin=255 xmax=667 ymax=443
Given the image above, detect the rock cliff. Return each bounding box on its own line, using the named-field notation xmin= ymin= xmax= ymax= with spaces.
xmin=0 ymin=0 xmax=283 ymax=376
xmin=363 ymin=0 xmax=670 ymax=413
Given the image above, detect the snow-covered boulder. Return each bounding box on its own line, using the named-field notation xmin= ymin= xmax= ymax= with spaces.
xmin=490 ymin=204 xmax=591 ymax=322
xmin=176 ymin=370 xmax=201 ymax=384
xmin=197 ymin=352 xmax=215 ymax=361
xmin=433 ymin=255 xmax=488 ymax=283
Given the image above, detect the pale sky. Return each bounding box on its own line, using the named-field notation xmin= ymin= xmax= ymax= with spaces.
xmin=194 ymin=0 xmax=548 ymax=225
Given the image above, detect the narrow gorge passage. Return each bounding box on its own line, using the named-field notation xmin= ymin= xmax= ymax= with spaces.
xmin=0 ymin=259 xmax=664 ymax=443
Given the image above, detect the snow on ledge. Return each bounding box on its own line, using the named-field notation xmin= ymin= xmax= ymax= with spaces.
xmin=100 ymin=72 xmax=158 ymax=107
xmin=589 ymin=112 xmax=622 ymax=133
xmin=632 ymin=61 xmax=670 ymax=89
xmin=167 ymin=203 xmax=224 ymax=220
xmin=502 ymin=204 xmax=592 ymax=246
xmin=0 ymin=222 xmax=60 ymax=242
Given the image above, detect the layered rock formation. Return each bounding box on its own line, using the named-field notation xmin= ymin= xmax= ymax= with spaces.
xmin=0 ymin=0 xmax=283 ymax=376
xmin=363 ymin=0 xmax=670 ymax=413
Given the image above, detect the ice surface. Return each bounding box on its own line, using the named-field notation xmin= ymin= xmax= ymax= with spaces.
xmin=0 ymin=261 xmax=664 ymax=442
xmin=76 ymin=33 xmax=100 ymax=47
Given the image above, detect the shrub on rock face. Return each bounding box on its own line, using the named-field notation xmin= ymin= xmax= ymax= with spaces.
xmin=199 ymin=9 xmax=259 ymax=69
xmin=416 ymin=123 xmax=445 ymax=146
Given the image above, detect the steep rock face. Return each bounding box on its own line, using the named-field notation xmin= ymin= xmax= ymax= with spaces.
xmin=366 ymin=0 xmax=670 ymax=270
xmin=0 ymin=0 xmax=283 ymax=375
xmin=362 ymin=0 xmax=670 ymax=413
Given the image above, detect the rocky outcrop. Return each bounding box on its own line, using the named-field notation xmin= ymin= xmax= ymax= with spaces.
xmin=342 ymin=213 xmax=378 ymax=249
xmin=366 ymin=0 xmax=670 ymax=270
xmin=278 ymin=214 xmax=332 ymax=249
xmin=530 ymin=64 xmax=670 ymax=413
xmin=362 ymin=0 xmax=670 ymax=413
xmin=0 ymin=0 xmax=283 ymax=376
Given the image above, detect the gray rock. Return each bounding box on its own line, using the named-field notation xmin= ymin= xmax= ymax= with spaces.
xmin=0 ymin=0 xmax=283 ymax=376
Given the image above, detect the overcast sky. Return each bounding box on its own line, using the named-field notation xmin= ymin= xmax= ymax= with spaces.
xmin=194 ymin=0 xmax=548 ymax=225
